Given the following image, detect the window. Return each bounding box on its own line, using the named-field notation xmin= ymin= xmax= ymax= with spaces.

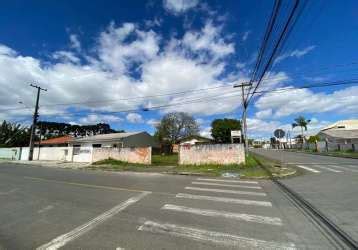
xmin=92 ymin=144 xmax=102 ymax=148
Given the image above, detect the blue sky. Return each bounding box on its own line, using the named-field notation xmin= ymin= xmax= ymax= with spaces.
xmin=0 ymin=0 xmax=357 ymax=138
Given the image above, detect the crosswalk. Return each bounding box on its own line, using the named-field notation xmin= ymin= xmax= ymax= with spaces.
xmin=294 ymin=164 xmax=358 ymax=174
xmin=137 ymin=178 xmax=297 ymax=249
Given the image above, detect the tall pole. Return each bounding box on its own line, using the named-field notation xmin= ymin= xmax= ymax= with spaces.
xmin=233 ymin=82 xmax=252 ymax=157
xmin=28 ymin=84 xmax=47 ymax=160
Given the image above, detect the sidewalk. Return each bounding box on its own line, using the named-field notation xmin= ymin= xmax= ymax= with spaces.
xmin=0 ymin=159 xmax=90 ymax=169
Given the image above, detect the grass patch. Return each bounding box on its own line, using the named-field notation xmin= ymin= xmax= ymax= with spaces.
xmin=89 ymin=154 xmax=272 ymax=178
xmin=252 ymin=153 xmax=299 ymax=178
xmin=152 ymin=154 xmax=178 ymax=166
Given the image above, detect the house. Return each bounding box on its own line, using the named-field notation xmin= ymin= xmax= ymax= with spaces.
xmin=35 ymin=135 xmax=72 ymax=147
xmin=69 ymin=131 xmax=158 ymax=148
xmin=317 ymin=120 xmax=358 ymax=151
xmin=172 ymin=135 xmax=212 ymax=152
xmin=318 ymin=120 xmax=358 ymax=144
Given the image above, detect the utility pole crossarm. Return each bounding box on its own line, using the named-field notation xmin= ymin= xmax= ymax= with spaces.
xmin=28 ymin=83 xmax=47 ymax=161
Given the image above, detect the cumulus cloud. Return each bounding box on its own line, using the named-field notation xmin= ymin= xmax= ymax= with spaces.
xmin=146 ymin=118 xmax=160 ymax=127
xmin=79 ymin=114 xmax=123 ymax=124
xmin=255 ymin=86 xmax=358 ymax=118
xmin=163 ymin=0 xmax=199 ymax=15
xmin=126 ymin=113 xmax=144 ymax=123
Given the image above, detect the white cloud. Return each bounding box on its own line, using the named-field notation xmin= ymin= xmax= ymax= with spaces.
xmin=275 ymin=45 xmax=315 ymax=64
xmin=255 ymin=86 xmax=358 ymax=118
xmin=182 ymin=21 xmax=234 ymax=60
xmin=69 ymin=34 xmax=81 ymax=51
xmin=53 ymin=51 xmax=80 ymax=64
xmin=163 ymin=0 xmax=199 ymax=14
xmin=146 ymin=118 xmax=160 ymax=127
xmin=199 ymin=126 xmax=212 ymax=139
xmin=79 ymin=114 xmax=123 ymax=124
xmin=126 ymin=113 xmax=143 ymax=123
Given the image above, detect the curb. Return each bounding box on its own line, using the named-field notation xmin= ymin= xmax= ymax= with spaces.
xmin=285 ymin=150 xmax=358 ymax=160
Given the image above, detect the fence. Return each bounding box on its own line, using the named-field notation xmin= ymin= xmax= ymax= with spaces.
xmin=92 ymin=147 xmax=151 ymax=164
xmin=0 ymin=146 xmax=152 ymax=164
xmin=179 ymin=144 xmax=245 ymax=165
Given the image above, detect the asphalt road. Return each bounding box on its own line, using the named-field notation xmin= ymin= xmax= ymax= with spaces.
xmin=252 ymin=148 xmax=358 ymax=242
xmin=0 ymin=162 xmax=345 ymax=249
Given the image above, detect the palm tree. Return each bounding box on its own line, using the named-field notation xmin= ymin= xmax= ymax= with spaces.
xmin=292 ymin=116 xmax=311 ymax=144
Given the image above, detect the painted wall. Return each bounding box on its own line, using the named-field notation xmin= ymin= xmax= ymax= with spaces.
xmin=179 ymin=144 xmax=245 ymax=165
xmin=0 ymin=147 xmax=21 ymax=160
xmin=92 ymin=147 xmax=151 ymax=164
xmin=72 ymin=146 xmax=93 ymax=162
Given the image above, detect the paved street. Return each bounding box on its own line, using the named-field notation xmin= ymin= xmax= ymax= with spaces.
xmin=252 ymin=149 xmax=358 ymax=241
xmin=0 ymin=162 xmax=341 ymax=249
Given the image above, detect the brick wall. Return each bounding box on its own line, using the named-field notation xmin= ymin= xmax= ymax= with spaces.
xmin=92 ymin=147 xmax=151 ymax=164
xmin=179 ymin=144 xmax=245 ymax=165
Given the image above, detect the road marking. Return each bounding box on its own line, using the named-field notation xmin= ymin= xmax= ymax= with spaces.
xmin=328 ymin=165 xmax=358 ymax=172
xmin=196 ymin=178 xmax=258 ymax=184
xmin=0 ymin=188 xmax=18 ymax=195
xmin=138 ymin=221 xmax=295 ymax=249
xmin=313 ymin=165 xmax=342 ymax=173
xmin=36 ymin=192 xmax=150 ymax=250
xmin=185 ymin=187 xmax=266 ymax=196
xmin=295 ymin=165 xmax=320 ymax=173
xmin=161 ymin=204 xmax=282 ymax=225
xmin=38 ymin=205 xmax=54 ymax=214
xmin=191 ymin=181 xmax=262 ymax=189
xmin=176 ymin=193 xmax=272 ymax=207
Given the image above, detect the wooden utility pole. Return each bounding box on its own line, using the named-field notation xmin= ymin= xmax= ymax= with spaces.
xmin=233 ymin=82 xmax=252 ymax=157
xmin=28 ymin=84 xmax=47 ymax=160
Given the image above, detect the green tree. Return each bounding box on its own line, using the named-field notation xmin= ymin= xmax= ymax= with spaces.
xmin=292 ymin=116 xmax=311 ymax=142
xmin=0 ymin=120 xmax=30 ymax=147
xmin=211 ymin=118 xmax=241 ymax=143
xmin=307 ymin=135 xmax=320 ymax=143
xmin=155 ymin=112 xmax=199 ymax=152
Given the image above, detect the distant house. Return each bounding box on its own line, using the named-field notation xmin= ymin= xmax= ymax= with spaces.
xmin=35 ymin=135 xmax=72 ymax=147
xmin=318 ymin=120 xmax=358 ymax=144
xmin=69 ymin=132 xmax=158 ymax=148
xmin=172 ymin=135 xmax=212 ymax=153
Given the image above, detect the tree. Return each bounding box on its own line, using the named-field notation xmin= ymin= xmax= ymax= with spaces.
xmin=155 ymin=112 xmax=199 ymax=152
xmin=307 ymin=135 xmax=320 ymax=143
xmin=211 ymin=118 xmax=241 ymax=143
xmin=0 ymin=120 xmax=30 ymax=147
xmin=292 ymin=116 xmax=311 ymax=143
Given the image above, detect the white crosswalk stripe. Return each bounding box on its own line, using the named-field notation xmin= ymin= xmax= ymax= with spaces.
xmin=176 ymin=193 xmax=272 ymax=207
xmin=185 ymin=186 xmax=266 ymax=196
xmin=161 ymin=204 xmax=282 ymax=225
xmin=196 ymin=178 xmax=258 ymax=184
xmin=191 ymin=181 xmax=262 ymax=189
xmin=328 ymin=165 xmax=358 ymax=172
xmin=313 ymin=165 xmax=342 ymax=173
xmin=138 ymin=221 xmax=296 ymax=249
xmin=296 ymin=165 xmax=320 ymax=173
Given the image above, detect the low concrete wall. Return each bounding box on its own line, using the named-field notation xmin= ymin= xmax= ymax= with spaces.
xmin=92 ymin=147 xmax=151 ymax=164
xmin=73 ymin=147 xmax=93 ymax=163
xmin=179 ymin=144 xmax=245 ymax=165
xmin=0 ymin=147 xmax=21 ymax=160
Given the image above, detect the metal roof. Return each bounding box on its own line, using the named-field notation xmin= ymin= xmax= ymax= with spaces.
xmin=321 ymin=120 xmax=358 ymax=131
xmin=71 ymin=132 xmax=143 ymax=143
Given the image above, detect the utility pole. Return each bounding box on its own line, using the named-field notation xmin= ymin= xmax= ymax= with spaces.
xmin=233 ymin=82 xmax=252 ymax=157
xmin=28 ymin=84 xmax=47 ymax=160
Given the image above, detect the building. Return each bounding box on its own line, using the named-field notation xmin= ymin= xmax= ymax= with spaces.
xmin=172 ymin=135 xmax=212 ymax=153
xmin=317 ymin=120 xmax=358 ymax=151
xmin=69 ymin=132 xmax=158 ymax=148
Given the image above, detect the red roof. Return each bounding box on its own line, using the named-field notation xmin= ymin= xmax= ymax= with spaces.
xmin=35 ymin=135 xmax=72 ymax=145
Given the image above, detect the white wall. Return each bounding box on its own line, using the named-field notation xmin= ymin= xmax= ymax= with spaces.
xmin=72 ymin=146 xmax=93 ymax=162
